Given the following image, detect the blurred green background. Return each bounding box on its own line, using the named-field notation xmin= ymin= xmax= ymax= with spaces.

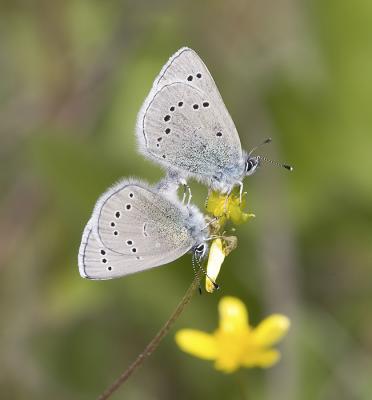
xmin=1 ymin=1 xmax=372 ymax=399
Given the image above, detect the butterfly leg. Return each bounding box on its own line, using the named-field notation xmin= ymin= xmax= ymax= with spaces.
xmin=223 ymin=182 xmax=243 ymax=212
xmin=180 ymin=179 xmax=192 ymax=205
xmin=223 ymin=192 xmax=230 ymax=213
xmin=186 ymin=185 xmax=192 ymax=205
xmin=238 ymin=181 xmax=244 ymax=204
xmin=202 ymin=216 xmax=219 ymax=231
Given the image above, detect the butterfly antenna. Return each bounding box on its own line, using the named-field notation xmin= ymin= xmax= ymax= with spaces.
xmin=195 ymin=258 xmax=220 ymax=291
xmin=259 ymin=155 xmax=293 ymax=171
xmin=248 ymin=137 xmax=272 ymax=156
xmin=202 ymin=217 xmax=218 ymax=231
xmin=248 ymin=138 xmax=293 ymax=171
xmin=191 ymin=253 xmax=202 ymax=295
xmin=205 ymin=235 xmax=224 ymax=242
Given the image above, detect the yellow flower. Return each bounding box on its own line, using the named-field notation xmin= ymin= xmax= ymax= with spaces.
xmin=175 ymin=296 xmax=290 ymax=373
xmin=206 ymin=189 xmax=255 ymax=226
xmin=205 ymin=237 xmax=237 ymax=293
xmin=205 ymin=239 xmax=226 ymax=293
xmin=204 ymin=189 xmax=254 ymax=291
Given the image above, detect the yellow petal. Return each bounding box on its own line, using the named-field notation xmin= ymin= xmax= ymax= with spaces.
xmin=230 ymin=206 xmax=255 ymax=225
xmin=206 ymin=190 xmax=254 ymax=225
xmin=214 ymin=357 xmax=241 ymax=373
xmin=175 ymin=329 xmax=218 ymax=360
xmin=206 ymin=239 xmax=225 ymax=293
xmin=205 ymin=191 xmax=227 ymax=218
xmin=218 ymin=296 xmax=249 ymax=333
xmin=251 ymin=314 xmax=290 ymax=347
xmin=242 ymin=349 xmax=280 ymax=368
xmin=229 ymin=191 xmax=246 ymax=224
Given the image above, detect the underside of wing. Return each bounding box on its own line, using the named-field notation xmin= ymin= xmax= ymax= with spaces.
xmin=154 ymin=47 xmax=220 ymax=96
xmin=78 ymin=219 xmax=191 ymax=280
xmin=139 ymin=82 xmax=242 ymax=178
xmin=91 ymin=179 xmax=194 ymax=257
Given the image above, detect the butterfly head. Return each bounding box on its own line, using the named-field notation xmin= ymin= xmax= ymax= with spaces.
xmin=244 ymin=155 xmax=260 ymax=177
xmin=193 ymin=242 xmax=208 ymax=261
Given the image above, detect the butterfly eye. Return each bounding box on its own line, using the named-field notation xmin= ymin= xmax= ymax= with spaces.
xmin=195 ymin=243 xmax=205 ymax=257
xmin=245 ymin=159 xmax=257 ymax=172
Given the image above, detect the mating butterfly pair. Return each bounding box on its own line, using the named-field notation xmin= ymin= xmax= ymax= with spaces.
xmin=79 ymin=47 xmax=264 ymax=280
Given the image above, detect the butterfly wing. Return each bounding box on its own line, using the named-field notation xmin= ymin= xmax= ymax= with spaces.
xmin=79 ymin=221 xmax=132 ymax=279
xmin=154 ymin=47 xmax=235 ymax=105
xmin=138 ymin=82 xmax=242 ymax=178
xmin=136 ymin=48 xmax=243 ymax=181
xmin=79 ymin=179 xmax=196 ymax=280
xmin=78 ymin=219 xmax=192 ymax=280
xmin=78 ymin=178 xmax=207 ymax=280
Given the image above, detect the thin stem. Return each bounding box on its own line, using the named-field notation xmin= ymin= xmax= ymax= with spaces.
xmin=97 ymin=269 xmax=203 ymax=400
xmin=235 ymin=371 xmax=249 ymax=400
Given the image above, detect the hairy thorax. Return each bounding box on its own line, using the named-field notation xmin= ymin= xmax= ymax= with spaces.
xmin=208 ymin=160 xmax=246 ymax=194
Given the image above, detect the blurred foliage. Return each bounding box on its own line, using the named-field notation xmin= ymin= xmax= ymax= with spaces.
xmin=1 ymin=1 xmax=372 ymax=399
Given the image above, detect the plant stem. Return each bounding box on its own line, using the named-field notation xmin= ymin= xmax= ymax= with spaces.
xmin=97 ymin=270 xmax=203 ymax=400
xmin=235 ymin=371 xmax=249 ymax=400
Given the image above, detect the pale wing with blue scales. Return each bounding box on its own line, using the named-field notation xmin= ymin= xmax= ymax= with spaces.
xmin=136 ymin=48 xmax=246 ymax=193
xmin=78 ymin=179 xmax=207 ymax=280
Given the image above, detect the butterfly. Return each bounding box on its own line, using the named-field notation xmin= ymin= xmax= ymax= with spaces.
xmin=136 ymin=47 xmax=291 ymax=201
xmin=78 ymin=178 xmax=209 ymax=280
